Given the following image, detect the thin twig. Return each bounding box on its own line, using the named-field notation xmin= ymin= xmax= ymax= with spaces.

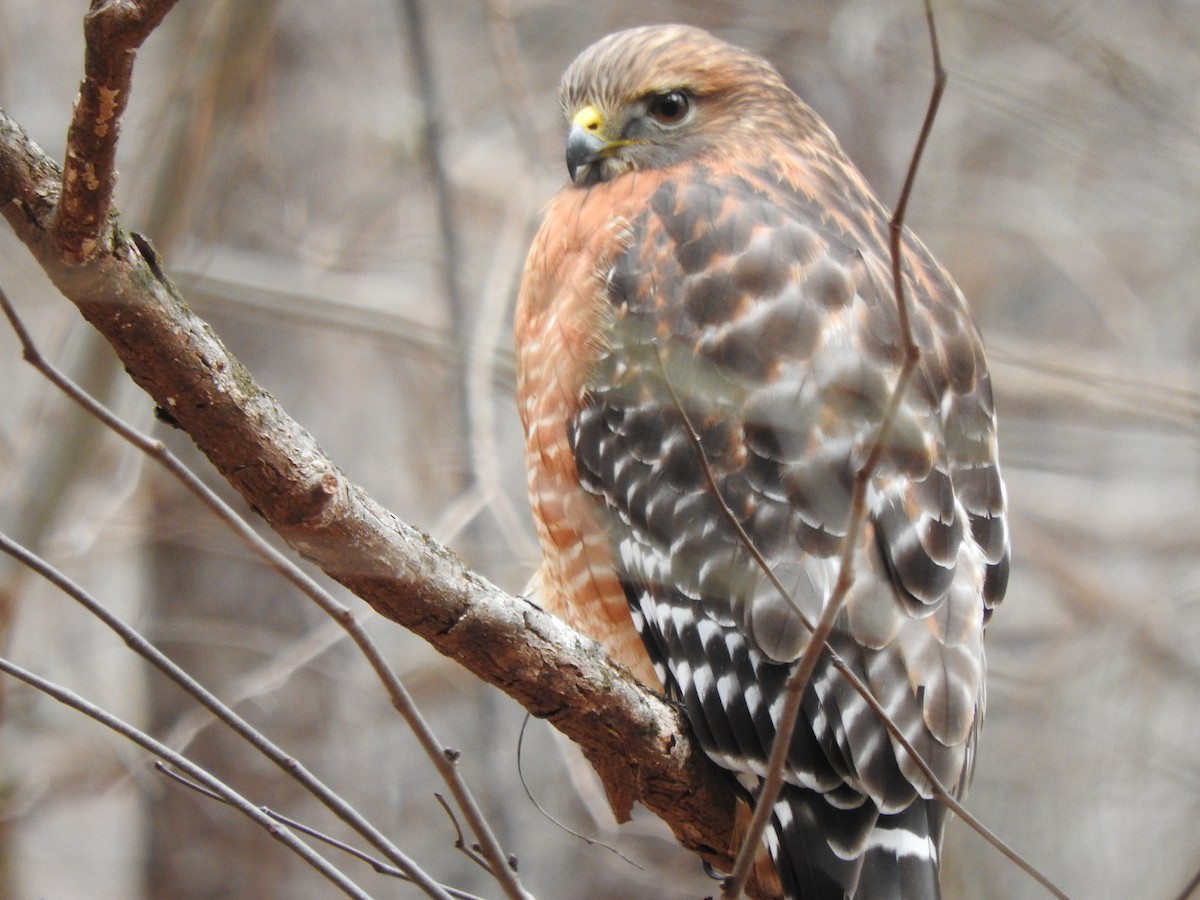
xmin=654 ymin=348 xmax=907 ymax=900
xmin=822 ymin=652 xmax=1069 ymax=899
xmin=722 ymin=4 xmax=1064 ymax=898
xmin=654 ymin=344 xmax=817 ymax=639
xmin=156 ymin=764 xmax=489 ymax=900
xmin=1173 ymin=864 xmax=1200 ymax=900
xmin=388 ymin=8 xmax=532 ymax=894
xmin=988 ymin=339 xmax=1200 ymax=432
xmin=0 ymin=530 xmax=457 ymax=900
xmin=515 ymin=714 xmax=644 ymax=870
xmin=0 ymin=655 xmax=372 ymax=900
xmin=657 ymin=360 xmax=1067 ymax=898
xmin=652 ymin=342 xmax=883 ymax=900
xmin=723 ymin=0 xmax=934 ymax=888
xmin=434 ymin=792 xmax=495 ymax=873
xmin=160 ymin=616 xmax=355 ymax=754
xmin=0 ymin=284 xmax=525 ymax=900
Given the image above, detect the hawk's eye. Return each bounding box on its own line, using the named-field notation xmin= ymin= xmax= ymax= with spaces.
xmin=648 ymin=91 xmax=690 ymax=125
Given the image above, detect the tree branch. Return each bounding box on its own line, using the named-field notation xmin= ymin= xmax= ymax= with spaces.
xmin=0 ymin=655 xmax=374 ymax=900
xmin=0 ymin=104 xmax=763 ymax=893
xmin=56 ymin=0 xmax=180 ymax=260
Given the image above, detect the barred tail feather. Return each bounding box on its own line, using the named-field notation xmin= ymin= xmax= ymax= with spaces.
xmin=766 ymin=786 xmax=943 ymax=899
xmin=853 ymin=802 xmax=944 ymax=900
xmin=767 ymin=785 xmax=865 ymax=900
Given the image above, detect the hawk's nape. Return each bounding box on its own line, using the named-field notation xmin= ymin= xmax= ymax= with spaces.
xmin=515 ymin=24 xmax=1008 ymax=900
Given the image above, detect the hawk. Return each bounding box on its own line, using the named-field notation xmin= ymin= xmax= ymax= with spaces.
xmin=515 ymin=24 xmax=1008 ymax=900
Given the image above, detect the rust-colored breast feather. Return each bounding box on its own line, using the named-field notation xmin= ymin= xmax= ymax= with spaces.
xmin=516 ymin=173 xmax=676 ymax=689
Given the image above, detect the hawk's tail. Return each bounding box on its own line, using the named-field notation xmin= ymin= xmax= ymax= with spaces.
xmin=767 ymin=785 xmax=944 ymax=899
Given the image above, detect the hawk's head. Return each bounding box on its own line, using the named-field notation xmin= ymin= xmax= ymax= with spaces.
xmin=559 ymin=24 xmax=835 ymax=186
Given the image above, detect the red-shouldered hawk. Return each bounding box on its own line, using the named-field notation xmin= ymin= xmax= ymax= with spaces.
xmin=515 ymin=24 xmax=1008 ymax=900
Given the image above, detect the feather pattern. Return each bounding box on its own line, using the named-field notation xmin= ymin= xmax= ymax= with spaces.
xmin=516 ymin=24 xmax=1009 ymax=899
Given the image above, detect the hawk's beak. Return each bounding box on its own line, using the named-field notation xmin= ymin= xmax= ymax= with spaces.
xmin=566 ymin=123 xmax=608 ymax=183
xmin=566 ymin=104 xmax=622 ymax=184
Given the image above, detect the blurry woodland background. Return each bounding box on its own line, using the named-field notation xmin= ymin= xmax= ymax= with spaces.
xmin=0 ymin=0 xmax=1198 ymax=898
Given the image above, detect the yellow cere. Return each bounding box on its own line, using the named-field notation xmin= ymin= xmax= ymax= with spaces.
xmin=572 ymin=105 xmax=605 ymax=135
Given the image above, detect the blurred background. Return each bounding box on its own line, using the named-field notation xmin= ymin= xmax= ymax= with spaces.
xmin=0 ymin=0 xmax=1197 ymax=897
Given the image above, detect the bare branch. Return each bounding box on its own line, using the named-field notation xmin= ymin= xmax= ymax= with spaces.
xmin=0 ymin=104 xmax=748 ymax=886
xmin=0 ymin=654 xmax=372 ymax=900
xmin=56 ymin=0 xmax=180 ymax=260
xmin=465 ymin=189 xmax=542 ymax=560
xmin=1173 ymin=863 xmax=1200 ymax=900
xmin=0 ymin=531 xmax=460 ymax=900
xmin=392 ymin=0 xmax=477 ymax=513
xmin=0 ymin=284 xmax=527 ymax=900
xmin=434 ymin=792 xmax=498 ymax=874
xmin=157 ymin=765 xmax=490 ymax=900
